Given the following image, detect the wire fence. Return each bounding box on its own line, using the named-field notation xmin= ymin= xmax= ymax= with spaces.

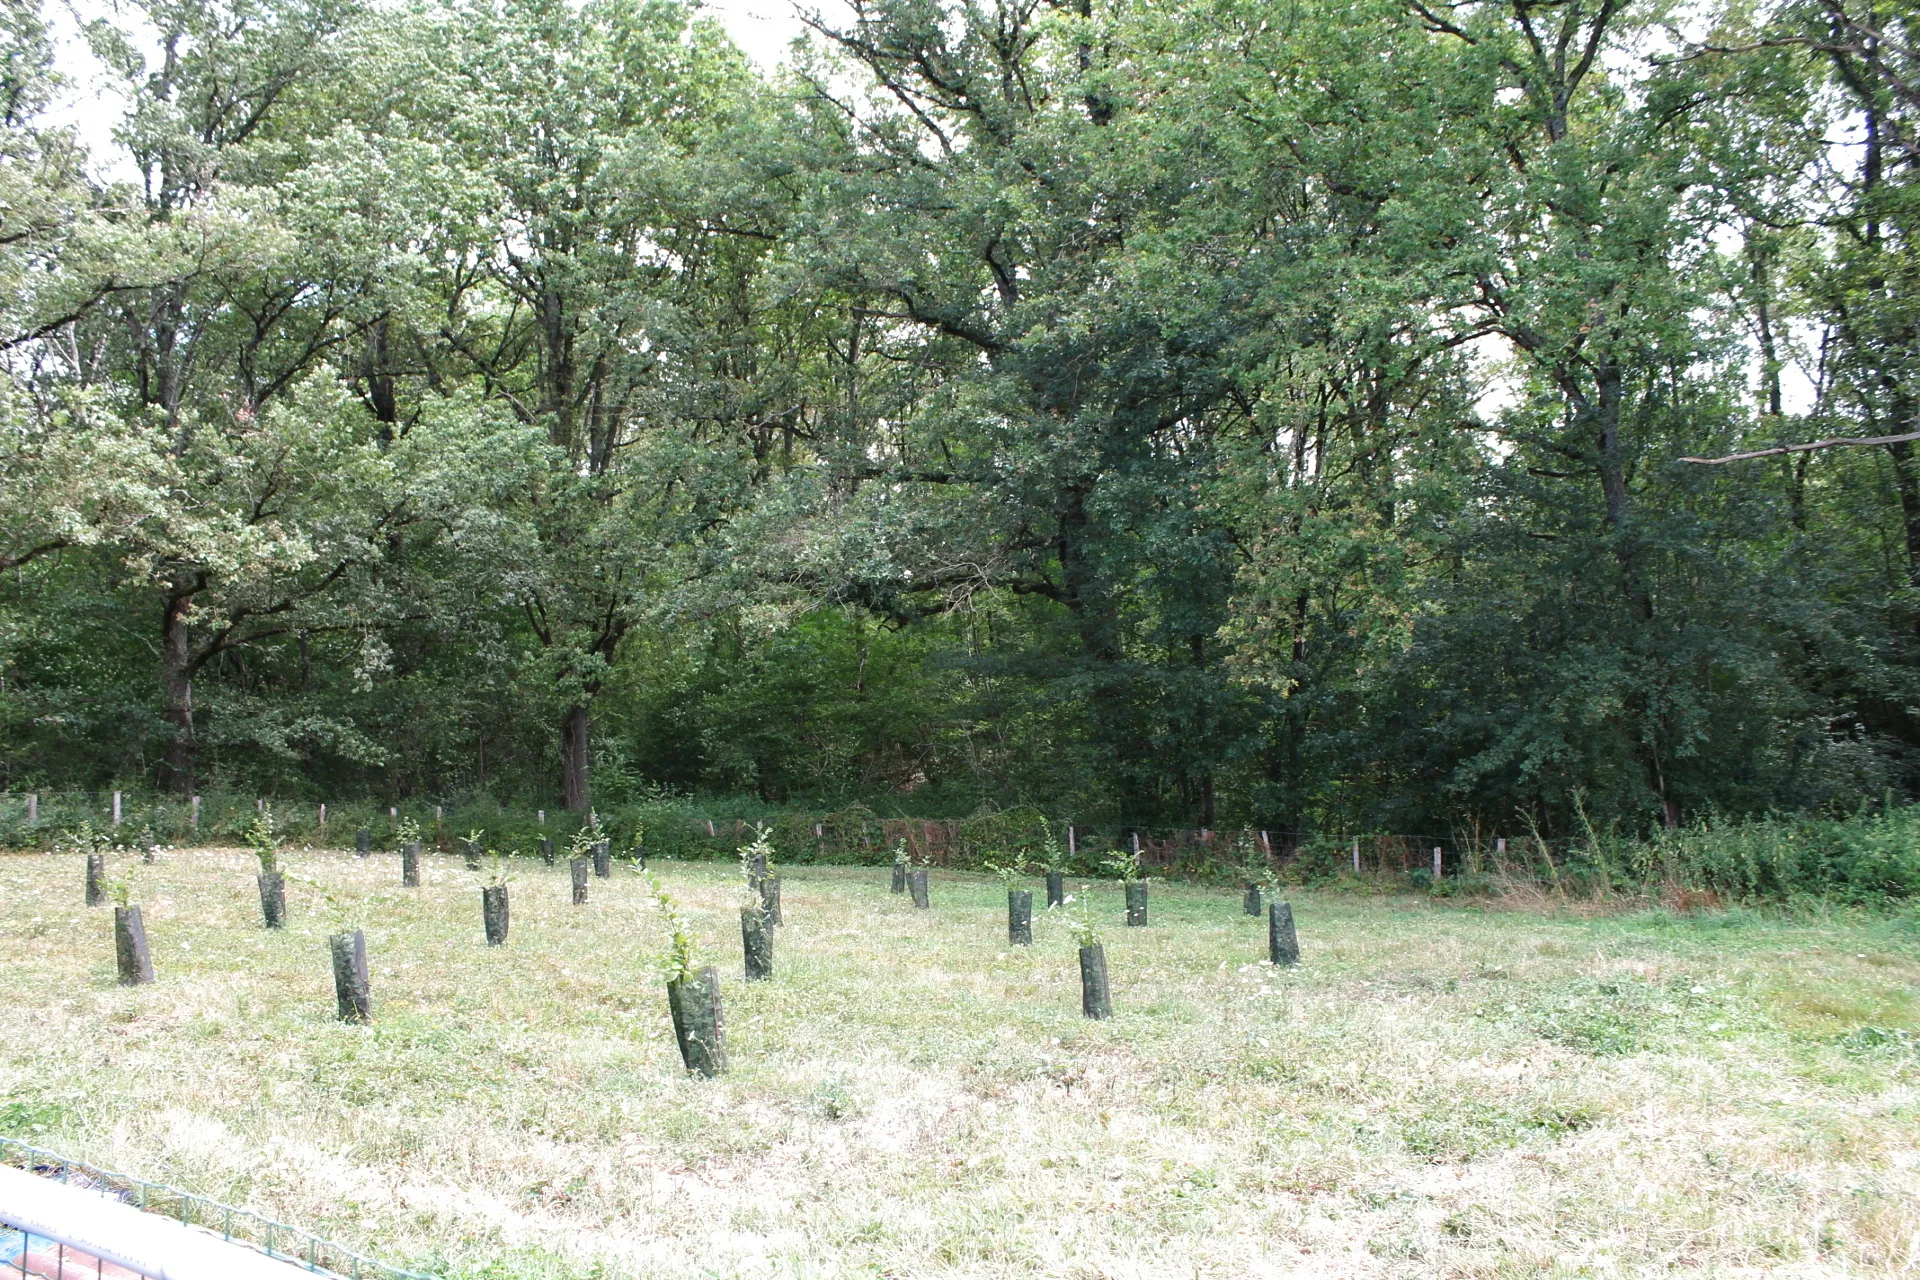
xmin=0 ymin=1137 xmax=430 ymax=1280
xmin=0 ymin=789 xmax=1593 ymax=885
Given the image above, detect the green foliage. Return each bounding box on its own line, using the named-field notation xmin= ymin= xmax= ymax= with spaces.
xmin=1051 ymin=890 xmax=1101 ymax=949
xmin=645 ymin=872 xmax=697 ymax=982
xmin=737 ymin=823 xmax=776 ymax=879
xmin=982 ymin=853 xmax=1027 ymax=885
xmin=245 ymin=804 xmax=279 ymax=873
xmin=1644 ymin=809 xmax=1920 ymax=905
xmin=6 ymin=0 xmax=1920 ymax=876
xmin=1104 ymin=848 xmax=1144 ymax=885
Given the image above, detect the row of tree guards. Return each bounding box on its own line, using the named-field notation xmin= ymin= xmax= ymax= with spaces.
xmin=18 ymin=794 xmax=1508 ymax=884
xmin=90 ymin=843 xmax=1302 ymax=1077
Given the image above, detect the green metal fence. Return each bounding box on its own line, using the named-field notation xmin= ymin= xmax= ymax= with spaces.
xmin=0 ymin=1137 xmax=432 ymax=1280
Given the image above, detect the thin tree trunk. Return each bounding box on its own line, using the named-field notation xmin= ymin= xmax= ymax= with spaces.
xmin=562 ymin=703 xmax=590 ymax=813
xmin=160 ymin=592 xmax=195 ymax=796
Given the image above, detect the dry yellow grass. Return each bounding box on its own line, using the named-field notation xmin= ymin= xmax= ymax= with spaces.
xmin=1 ymin=847 xmax=1917 ymax=1278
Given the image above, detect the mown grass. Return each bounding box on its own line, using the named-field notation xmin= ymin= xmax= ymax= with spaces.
xmin=1 ymin=848 xmax=1917 ymax=1278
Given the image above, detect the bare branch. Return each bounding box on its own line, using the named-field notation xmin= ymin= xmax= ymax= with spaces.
xmin=1680 ymin=431 xmax=1920 ymax=463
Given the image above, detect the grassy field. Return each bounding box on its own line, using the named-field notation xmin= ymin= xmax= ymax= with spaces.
xmin=0 ymin=848 xmax=1916 ymax=1278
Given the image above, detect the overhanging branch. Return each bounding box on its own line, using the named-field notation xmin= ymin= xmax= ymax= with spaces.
xmin=1680 ymin=431 xmax=1920 ymax=463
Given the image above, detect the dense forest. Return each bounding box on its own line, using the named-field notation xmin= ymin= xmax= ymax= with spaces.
xmin=4 ymin=0 xmax=1920 ymax=844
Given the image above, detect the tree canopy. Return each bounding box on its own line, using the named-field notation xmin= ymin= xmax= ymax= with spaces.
xmin=3 ymin=0 xmax=1915 ymax=839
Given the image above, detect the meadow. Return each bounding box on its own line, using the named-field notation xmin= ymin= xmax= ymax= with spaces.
xmin=0 ymin=847 xmax=1916 ymax=1278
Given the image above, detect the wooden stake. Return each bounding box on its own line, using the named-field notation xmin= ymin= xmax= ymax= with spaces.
xmin=330 ymin=930 xmax=371 ymax=1023
xmin=1067 ymin=826 xmax=1076 ymax=857
xmin=1433 ymin=846 xmax=1443 ymax=878
xmin=112 ymin=792 xmax=121 ymax=826
xmin=190 ymin=795 xmax=200 ymax=829
xmin=1351 ymin=839 xmax=1360 ymax=874
xmin=26 ymin=794 xmax=36 ymax=824
xmin=318 ymin=803 xmax=326 ymax=827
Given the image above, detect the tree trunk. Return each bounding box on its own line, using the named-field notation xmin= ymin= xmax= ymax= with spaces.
xmin=160 ymin=593 xmax=195 ymax=796
xmin=1885 ymin=431 xmax=1920 ymax=596
xmin=562 ymin=703 xmax=591 ymax=813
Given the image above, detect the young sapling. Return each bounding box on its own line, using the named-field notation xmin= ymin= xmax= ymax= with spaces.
xmin=110 ymin=879 xmax=153 ymax=986
xmin=396 ymin=817 xmax=422 ymax=887
xmin=1107 ymin=847 xmax=1148 ymax=925
xmin=330 ymin=930 xmax=372 ymax=1023
xmin=738 ymin=825 xmax=781 ymax=925
xmin=1054 ymin=891 xmax=1111 ymax=1019
xmin=478 ymin=851 xmax=511 ymax=945
xmin=649 ymin=874 xmax=727 ymax=1076
xmin=1268 ymin=901 xmax=1300 ymax=966
xmin=986 ymin=855 xmax=1032 ymax=945
xmin=1038 ymin=821 xmax=1070 ymax=907
xmin=248 ymin=804 xmax=286 ymax=929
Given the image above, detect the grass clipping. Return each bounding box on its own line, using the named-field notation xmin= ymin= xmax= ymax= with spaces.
xmin=0 ymin=849 xmax=1916 ymax=1277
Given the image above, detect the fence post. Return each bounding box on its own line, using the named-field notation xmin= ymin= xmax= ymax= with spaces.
xmin=112 ymin=792 xmax=121 ymax=826
xmin=318 ymin=803 xmax=327 ymax=828
xmin=1259 ymin=830 xmax=1271 ymax=859
xmin=1067 ymin=825 xmax=1076 ymax=857
xmin=435 ymin=805 xmax=442 ymax=824
xmin=190 ymin=795 xmax=200 ymax=829
xmin=1352 ymin=839 xmax=1360 ymax=874
xmin=1495 ymin=837 xmax=1506 ymax=855
xmin=25 ymin=794 xmax=35 ymax=824
xmin=538 ymin=809 xmax=546 ymax=825
xmin=388 ymin=806 xmax=397 ymax=820
xmin=1433 ymin=846 xmax=1443 ymax=878
xmin=1130 ymin=831 xmax=1140 ymax=857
